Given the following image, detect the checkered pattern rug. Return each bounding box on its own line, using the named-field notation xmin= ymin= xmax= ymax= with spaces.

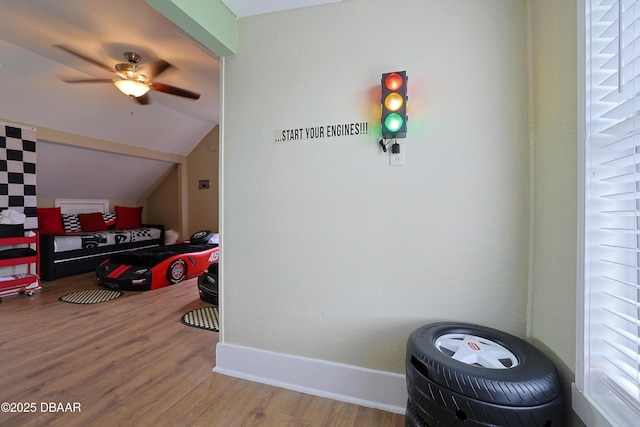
xmin=181 ymin=306 xmax=219 ymax=332
xmin=59 ymin=288 xmax=123 ymax=304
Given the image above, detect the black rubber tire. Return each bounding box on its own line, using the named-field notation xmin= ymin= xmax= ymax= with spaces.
xmin=167 ymin=259 xmax=187 ymax=284
xmin=189 ymin=230 xmax=213 ymax=244
xmin=406 ymin=322 xmax=561 ymax=407
xmin=197 ymin=264 xmax=219 ymax=305
xmin=405 ymin=400 xmax=428 ymax=427
xmin=407 ymin=364 xmax=563 ymax=426
xmin=198 ymin=264 xmax=218 ymax=290
xmin=208 ymin=264 xmax=218 ymax=287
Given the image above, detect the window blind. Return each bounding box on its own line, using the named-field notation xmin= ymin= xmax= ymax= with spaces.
xmin=583 ymin=0 xmax=640 ymax=425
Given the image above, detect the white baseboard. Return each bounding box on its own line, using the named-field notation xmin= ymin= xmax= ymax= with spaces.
xmin=571 ymin=383 xmax=615 ymax=427
xmin=213 ymin=343 xmax=407 ymax=414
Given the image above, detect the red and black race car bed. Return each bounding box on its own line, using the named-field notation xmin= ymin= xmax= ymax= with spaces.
xmin=96 ymin=232 xmax=219 ymax=291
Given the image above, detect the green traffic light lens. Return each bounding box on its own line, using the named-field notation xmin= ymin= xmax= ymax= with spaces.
xmin=384 ymin=113 xmax=404 ymax=133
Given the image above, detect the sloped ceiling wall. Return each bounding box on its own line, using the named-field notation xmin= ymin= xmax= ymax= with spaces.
xmin=0 ymin=0 xmax=340 ymax=203
xmin=0 ymin=0 xmax=219 ymax=203
xmin=37 ymin=141 xmax=175 ymax=200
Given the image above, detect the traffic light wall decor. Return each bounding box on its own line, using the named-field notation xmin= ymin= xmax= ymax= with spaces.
xmin=381 ymin=71 xmax=408 ymax=139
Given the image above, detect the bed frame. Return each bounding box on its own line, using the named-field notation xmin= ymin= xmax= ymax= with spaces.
xmin=55 ymin=198 xmax=111 ymax=215
xmin=39 ymin=199 xmax=165 ymax=281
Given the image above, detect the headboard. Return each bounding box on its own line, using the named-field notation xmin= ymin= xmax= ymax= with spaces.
xmin=54 ymin=198 xmax=110 ymax=215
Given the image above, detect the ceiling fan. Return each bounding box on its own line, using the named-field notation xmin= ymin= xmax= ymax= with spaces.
xmin=55 ymin=45 xmax=201 ymax=105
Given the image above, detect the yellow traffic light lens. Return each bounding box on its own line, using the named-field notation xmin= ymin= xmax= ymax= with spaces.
xmin=384 ymin=73 xmax=404 ymax=91
xmin=384 ymin=113 xmax=404 ymax=133
xmin=384 ymin=93 xmax=404 ymax=112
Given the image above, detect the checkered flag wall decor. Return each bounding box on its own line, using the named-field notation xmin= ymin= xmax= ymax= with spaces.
xmin=0 ymin=122 xmax=37 ymax=230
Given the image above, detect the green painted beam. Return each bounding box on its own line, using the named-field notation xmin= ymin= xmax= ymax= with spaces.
xmin=146 ymin=0 xmax=236 ymax=57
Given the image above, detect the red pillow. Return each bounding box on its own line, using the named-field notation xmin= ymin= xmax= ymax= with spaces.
xmin=37 ymin=207 xmax=65 ymax=235
xmin=78 ymin=212 xmax=107 ymax=232
xmin=115 ymin=206 xmax=143 ymax=229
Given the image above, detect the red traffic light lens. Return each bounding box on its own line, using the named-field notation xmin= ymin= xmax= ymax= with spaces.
xmin=384 ymin=73 xmax=404 ymax=91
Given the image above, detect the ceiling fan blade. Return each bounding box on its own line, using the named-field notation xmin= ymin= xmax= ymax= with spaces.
xmin=54 ymin=45 xmax=114 ymax=73
xmin=135 ymin=94 xmax=150 ymax=105
xmin=146 ymin=59 xmax=172 ymax=80
xmin=62 ymin=78 xmax=113 ymax=84
xmin=150 ymin=82 xmax=200 ymax=100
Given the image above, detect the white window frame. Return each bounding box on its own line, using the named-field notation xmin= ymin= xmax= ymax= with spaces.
xmin=576 ymin=1 xmax=640 ymax=426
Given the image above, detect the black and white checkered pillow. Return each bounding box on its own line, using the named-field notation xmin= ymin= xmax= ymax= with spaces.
xmin=63 ymin=212 xmax=118 ymax=233
xmin=62 ymin=214 xmax=81 ymax=233
xmin=102 ymin=212 xmax=116 ymax=227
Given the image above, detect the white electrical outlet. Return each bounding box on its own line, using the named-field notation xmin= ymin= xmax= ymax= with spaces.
xmin=390 ymin=143 xmax=404 ymax=166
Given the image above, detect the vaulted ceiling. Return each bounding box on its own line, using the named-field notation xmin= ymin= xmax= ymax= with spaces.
xmin=0 ymin=0 xmax=340 ymax=200
xmin=0 ymin=0 xmax=220 ymax=156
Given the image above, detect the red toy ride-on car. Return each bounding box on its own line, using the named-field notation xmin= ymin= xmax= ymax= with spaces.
xmin=96 ymin=230 xmax=219 ymax=291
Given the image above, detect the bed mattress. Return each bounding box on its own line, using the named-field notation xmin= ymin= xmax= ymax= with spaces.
xmin=53 ymin=228 xmax=162 ymax=253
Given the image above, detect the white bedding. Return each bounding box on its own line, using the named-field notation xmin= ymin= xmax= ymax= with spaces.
xmin=53 ymin=228 xmax=162 ymax=253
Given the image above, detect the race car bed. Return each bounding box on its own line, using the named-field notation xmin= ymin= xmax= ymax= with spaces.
xmin=96 ymin=231 xmax=219 ymax=291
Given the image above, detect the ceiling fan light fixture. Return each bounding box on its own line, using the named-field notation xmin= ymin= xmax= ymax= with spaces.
xmin=114 ymin=79 xmax=150 ymax=98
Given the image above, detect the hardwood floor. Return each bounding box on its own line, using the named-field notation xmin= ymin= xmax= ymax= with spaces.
xmin=0 ymin=273 xmax=405 ymax=426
